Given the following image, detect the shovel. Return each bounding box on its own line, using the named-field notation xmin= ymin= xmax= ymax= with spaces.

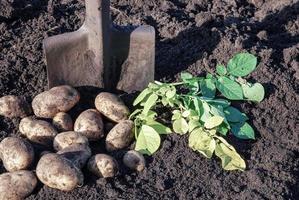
xmin=43 ymin=0 xmax=155 ymax=92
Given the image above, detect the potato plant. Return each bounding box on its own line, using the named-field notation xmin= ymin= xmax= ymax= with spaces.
xmin=130 ymin=53 xmax=265 ymax=171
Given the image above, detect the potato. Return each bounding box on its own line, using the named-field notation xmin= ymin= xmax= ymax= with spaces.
xmin=0 ymin=95 xmax=31 ymax=118
xmin=105 ymin=120 xmax=134 ymax=152
xmin=52 ymin=112 xmax=73 ymax=132
xmin=74 ymin=109 xmax=104 ymax=141
xmin=19 ymin=117 xmax=58 ymax=146
xmin=87 ymin=154 xmax=118 ymax=178
xmin=123 ymin=150 xmax=145 ymax=172
xmin=53 ymin=131 xmax=89 ymax=151
xmin=0 ymin=170 xmax=37 ymax=200
xmin=36 ymin=153 xmax=83 ymax=191
xmin=32 ymin=85 xmax=80 ymax=118
xmin=0 ymin=137 xmax=34 ymax=172
xmin=95 ymin=92 xmax=129 ymax=122
xmin=57 ymin=145 xmax=91 ymax=169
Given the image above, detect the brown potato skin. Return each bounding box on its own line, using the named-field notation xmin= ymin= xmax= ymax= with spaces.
xmin=105 ymin=120 xmax=134 ymax=152
xmin=0 ymin=137 xmax=34 ymax=172
xmin=53 ymin=131 xmax=89 ymax=151
xmin=0 ymin=170 xmax=37 ymax=200
xmin=0 ymin=95 xmax=31 ymax=118
xmin=32 ymin=85 xmax=80 ymax=118
xmin=95 ymin=92 xmax=129 ymax=123
xmin=57 ymin=145 xmax=92 ymax=169
xmin=87 ymin=154 xmax=118 ymax=178
xmin=74 ymin=109 xmax=104 ymax=141
xmin=123 ymin=150 xmax=146 ymax=172
xmin=52 ymin=112 xmax=73 ymax=132
xmin=36 ymin=153 xmax=84 ymax=191
xmin=19 ymin=117 xmax=58 ymax=146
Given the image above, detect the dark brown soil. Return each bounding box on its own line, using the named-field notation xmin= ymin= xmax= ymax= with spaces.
xmin=1 ymin=0 xmax=299 ymax=199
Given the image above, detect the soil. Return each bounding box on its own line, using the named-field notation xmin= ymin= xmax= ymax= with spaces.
xmin=0 ymin=0 xmax=299 ymax=199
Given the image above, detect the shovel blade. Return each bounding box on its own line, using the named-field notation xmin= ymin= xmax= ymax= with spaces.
xmin=44 ymin=29 xmax=106 ymax=89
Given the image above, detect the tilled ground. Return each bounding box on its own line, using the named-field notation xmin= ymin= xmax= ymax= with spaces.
xmin=0 ymin=0 xmax=298 ymax=199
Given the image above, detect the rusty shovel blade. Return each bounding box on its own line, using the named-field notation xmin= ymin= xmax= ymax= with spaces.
xmin=44 ymin=0 xmax=155 ymax=93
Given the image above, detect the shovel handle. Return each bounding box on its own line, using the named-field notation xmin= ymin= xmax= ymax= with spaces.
xmin=84 ymin=0 xmax=110 ymax=34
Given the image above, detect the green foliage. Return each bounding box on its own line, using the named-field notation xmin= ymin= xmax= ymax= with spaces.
xmin=130 ymin=52 xmax=264 ymax=171
xmin=135 ymin=125 xmax=161 ymax=155
xmin=216 ymin=76 xmax=243 ymax=100
xmin=216 ymin=65 xmax=227 ymax=76
xmin=227 ymin=53 xmax=257 ymax=77
xmin=189 ymin=128 xmax=216 ymax=158
xmin=241 ymin=83 xmax=265 ymax=103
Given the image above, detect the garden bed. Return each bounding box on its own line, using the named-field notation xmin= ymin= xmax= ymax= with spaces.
xmin=0 ymin=0 xmax=298 ymax=199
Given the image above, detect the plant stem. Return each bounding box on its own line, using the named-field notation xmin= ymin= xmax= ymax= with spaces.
xmin=169 ymin=82 xmax=185 ymax=86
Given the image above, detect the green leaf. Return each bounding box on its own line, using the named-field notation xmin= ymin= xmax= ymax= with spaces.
xmin=129 ymin=109 xmax=142 ymax=119
xmin=192 ymin=97 xmax=201 ymax=115
xmin=171 ymin=110 xmax=182 ymax=121
xmin=224 ymin=106 xmax=248 ymax=122
xmin=210 ymin=105 xmax=225 ymax=118
xmin=142 ymin=93 xmax=158 ymax=115
xmin=182 ymin=110 xmax=191 ymax=118
xmin=215 ymin=142 xmax=246 ymax=171
xmin=210 ymin=105 xmax=231 ymax=128
xmin=206 ymin=98 xmax=231 ymax=108
xmin=166 ymin=88 xmax=176 ymax=99
xmin=200 ymin=79 xmax=216 ymax=98
xmin=206 ymin=73 xmax=213 ymax=79
xmin=241 ymin=83 xmax=265 ymax=103
xmin=204 ymin=116 xmax=224 ymax=129
xmin=173 ymin=118 xmax=189 ymax=134
xmin=133 ymin=88 xmax=152 ymax=106
xmin=161 ymin=97 xmax=168 ymax=106
xmin=135 ymin=125 xmax=161 ymax=155
xmin=182 ymin=96 xmax=192 ymax=108
xmin=181 ymin=72 xmax=193 ymax=80
xmin=216 ymin=76 xmax=243 ymax=100
xmin=146 ymin=110 xmax=157 ymax=119
xmin=147 ymin=120 xmax=172 ymax=134
xmin=217 ymin=124 xmax=229 ymax=136
xmin=148 ymin=82 xmax=159 ymax=89
xmin=231 ymin=122 xmax=255 ymax=139
xmin=200 ymin=101 xmax=211 ymax=122
xmin=189 ymin=128 xmax=216 ymax=158
xmin=188 ymin=120 xmax=201 ymax=132
xmin=189 ymin=110 xmax=200 ymax=121
xmin=213 ymin=135 xmax=235 ymax=150
xmin=134 ymin=120 xmax=139 ymax=139
xmin=157 ymin=86 xmax=168 ymax=95
xmin=216 ymin=65 xmax=227 ymax=75
xmin=227 ymin=53 xmax=257 ymax=77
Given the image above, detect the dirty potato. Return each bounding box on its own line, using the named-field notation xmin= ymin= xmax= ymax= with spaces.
xmin=95 ymin=92 xmax=129 ymax=122
xmin=0 ymin=170 xmax=37 ymax=200
xmin=57 ymin=145 xmax=91 ymax=169
xmin=52 ymin=112 xmax=73 ymax=132
xmin=123 ymin=150 xmax=146 ymax=172
xmin=36 ymin=153 xmax=83 ymax=191
xmin=53 ymin=131 xmax=89 ymax=151
xmin=32 ymin=85 xmax=80 ymax=118
xmin=105 ymin=120 xmax=134 ymax=152
xmin=0 ymin=95 xmax=31 ymax=118
xmin=0 ymin=137 xmax=34 ymax=172
xmin=74 ymin=109 xmax=104 ymax=141
xmin=19 ymin=117 xmax=58 ymax=146
xmin=87 ymin=154 xmax=118 ymax=178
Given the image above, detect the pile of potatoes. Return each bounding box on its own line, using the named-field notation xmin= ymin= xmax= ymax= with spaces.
xmin=0 ymin=85 xmax=145 ymax=199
